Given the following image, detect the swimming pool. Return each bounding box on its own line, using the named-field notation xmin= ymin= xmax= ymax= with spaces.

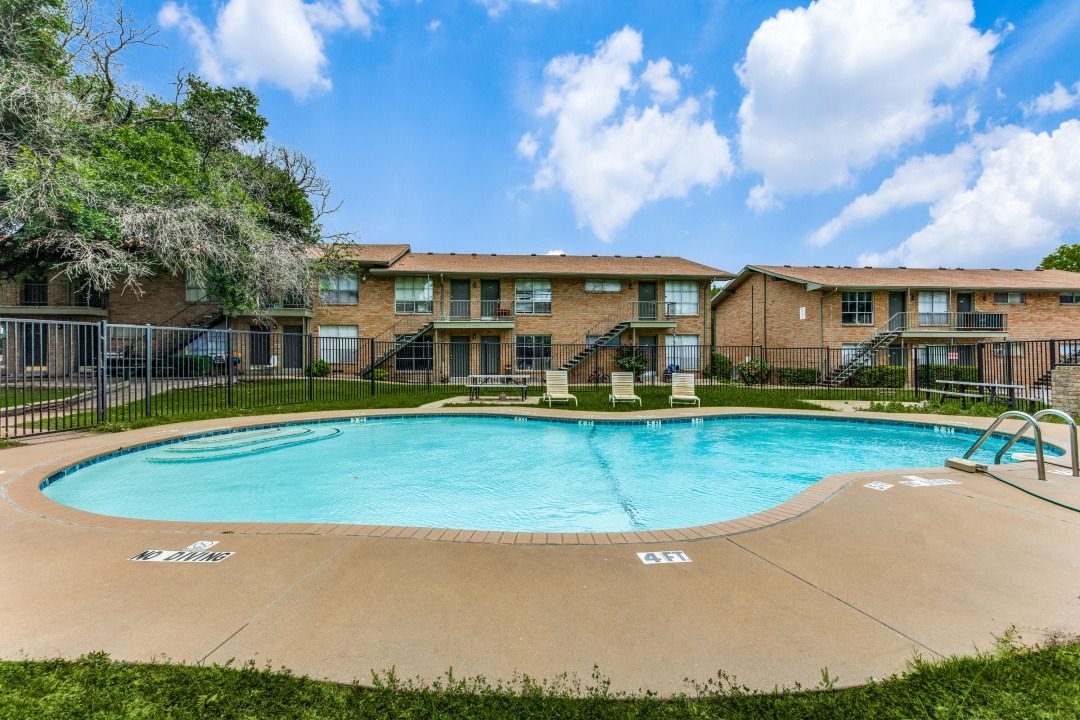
xmin=42 ymin=414 xmax=1059 ymax=533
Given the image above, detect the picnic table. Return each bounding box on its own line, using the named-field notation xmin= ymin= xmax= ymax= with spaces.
xmin=932 ymin=379 xmax=1025 ymax=408
xmin=466 ymin=374 xmax=528 ymax=401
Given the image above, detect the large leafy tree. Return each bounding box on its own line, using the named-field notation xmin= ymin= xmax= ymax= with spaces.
xmin=1040 ymin=244 xmax=1080 ymax=274
xmin=0 ymin=0 xmax=343 ymax=312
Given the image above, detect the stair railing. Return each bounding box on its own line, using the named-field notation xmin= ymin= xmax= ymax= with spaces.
xmin=962 ymin=410 xmax=1047 ymax=481
xmin=570 ymin=301 xmax=640 ymax=347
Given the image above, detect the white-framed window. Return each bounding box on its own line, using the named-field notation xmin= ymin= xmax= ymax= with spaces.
xmin=665 ymin=334 xmax=700 ymax=371
xmin=664 ymin=281 xmax=699 ymax=316
xmin=917 ymin=291 xmax=949 ymax=326
xmin=395 ymin=277 xmax=433 ymax=314
xmin=318 ymin=272 xmax=358 ymax=304
xmin=395 ymin=335 xmax=432 ymax=371
xmin=585 ymin=279 xmax=621 ymax=293
xmin=185 ymin=274 xmax=210 ymax=303
xmin=585 ymin=334 xmax=621 ymax=348
xmin=318 ymin=324 xmax=358 ymax=363
xmin=1060 ymin=293 xmax=1080 ymax=305
xmin=841 ymin=291 xmax=874 ymax=325
xmin=515 ymin=279 xmax=552 ymax=314
xmin=516 ymin=335 xmax=552 ymax=370
xmin=993 ymin=292 xmax=1025 ymax=304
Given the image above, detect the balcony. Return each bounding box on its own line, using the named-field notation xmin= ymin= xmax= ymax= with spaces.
xmin=433 ymin=299 xmax=515 ymax=329
xmin=0 ymin=280 xmax=108 ymax=316
xmin=891 ymin=311 xmax=1007 ymax=336
xmin=258 ymin=292 xmax=312 ymax=316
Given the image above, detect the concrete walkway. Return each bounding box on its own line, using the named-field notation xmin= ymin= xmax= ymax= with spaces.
xmin=1 ymin=407 xmax=1079 ymax=694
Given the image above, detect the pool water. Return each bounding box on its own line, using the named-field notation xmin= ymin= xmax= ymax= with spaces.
xmin=43 ymin=415 xmax=1058 ymax=533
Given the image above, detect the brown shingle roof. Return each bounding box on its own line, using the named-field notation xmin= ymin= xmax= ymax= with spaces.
xmin=323 ymin=243 xmax=411 ymax=265
xmin=750 ymin=265 xmax=1080 ymax=291
xmin=370 ymin=252 xmax=730 ymax=278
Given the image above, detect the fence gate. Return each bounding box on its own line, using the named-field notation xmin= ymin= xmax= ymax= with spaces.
xmin=1 ymin=317 xmax=104 ymax=438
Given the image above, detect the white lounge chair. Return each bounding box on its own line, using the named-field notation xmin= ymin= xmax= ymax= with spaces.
xmin=669 ymin=372 xmax=700 ymax=407
xmin=609 ymin=372 xmax=642 ymax=406
xmin=542 ymin=370 xmax=577 ymax=406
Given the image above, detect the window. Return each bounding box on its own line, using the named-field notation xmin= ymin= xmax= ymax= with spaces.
xmin=841 ymin=291 xmax=874 ymax=325
xmin=917 ymin=291 xmax=949 ymax=326
xmin=515 ymin=279 xmax=552 ymax=315
xmin=585 ymin=279 xmax=620 ymax=293
xmin=395 ymin=335 xmax=432 ymax=371
xmin=665 ymin=335 xmax=700 ymax=371
xmin=185 ymin=274 xmax=209 ymax=303
xmin=318 ymin=325 xmax=358 ymax=363
xmin=395 ymin=277 xmax=433 ymax=314
xmin=318 ymin=272 xmax=358 ymax=304
xmin=586 ymin=334 xmax=621 ymax=348
xmin=841 ymin=343 xmax=872 ymax=367
xmin=516 ymin=335 xmax=552 ymax=370
xmin=1061 ymin=293 xmax=1080 ymax=305
xmin=664 ymin=281 xmax=699 ymax=316
xmin=993 ymin=292 xmax=1025 ymax=304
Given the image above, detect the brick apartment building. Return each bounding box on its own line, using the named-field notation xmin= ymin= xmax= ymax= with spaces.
xmin=1 ymin=244 xmax=730 ymax=379
xmin=712 ymin=265 xmax=1080 ymax=366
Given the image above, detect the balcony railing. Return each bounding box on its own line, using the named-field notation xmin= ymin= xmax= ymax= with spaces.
xmin=441 ymin=299 xmax=516 ymax=320
xmin=259 ymin=293 xmax=312 ymax=311
xmin=1 ymin=280 xmax=108 ymax=309
xmin=892 ymin=311 xmax=1007 ymax=332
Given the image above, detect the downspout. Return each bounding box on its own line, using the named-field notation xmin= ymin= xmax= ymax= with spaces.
xmin=762 ymin=274 xmax=768 ymax=348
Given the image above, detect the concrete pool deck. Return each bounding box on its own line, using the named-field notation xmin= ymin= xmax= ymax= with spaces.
xmin=1 ymin=406 xmax=1079 ymax=694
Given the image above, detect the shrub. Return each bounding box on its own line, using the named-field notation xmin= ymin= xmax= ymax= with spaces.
xmin=168 ymin=354 xmax=213 ymax=377
xmin=307 ymin=359 xmax=331 ymax=377
xmin=709 ymin=352 xmax=733 ymax=380
xmin=614 ymin=347 xmax=648 ymax=374
xmin=916 ymin=364 xmax=977 ymax=387
xmin=851 ymin=365 xmax=907 ymax=388
xmin=775 ymin=367 xmax=821 ymax=385
xmin=372 ymin=368 xmax=389 ymax=381
xmin=736 ymin=359 xmax=769 ymax=385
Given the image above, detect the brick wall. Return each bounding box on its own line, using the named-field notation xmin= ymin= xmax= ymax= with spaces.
xmin=1052 ymin=365 xmax=1080 ymax=417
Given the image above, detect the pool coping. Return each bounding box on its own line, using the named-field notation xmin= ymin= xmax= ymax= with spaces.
xmin=3 ymin=406 xmax=1064 ymax=546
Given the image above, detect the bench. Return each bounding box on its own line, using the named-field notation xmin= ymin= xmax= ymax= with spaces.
xmin=466 ymin=374 xmax=528 ymax=401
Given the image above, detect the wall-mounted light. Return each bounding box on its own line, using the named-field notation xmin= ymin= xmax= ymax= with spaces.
xmin=360 ymin=273 xmax=368 ymax=283
xmin=472 ymin=281 xmax=478 ymax=288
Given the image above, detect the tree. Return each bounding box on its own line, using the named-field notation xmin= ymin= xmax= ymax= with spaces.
xmin=0 ymin=0 xmax=345 ymax=314
xmin=1040 ymin=244 xmax=1080 ymax=274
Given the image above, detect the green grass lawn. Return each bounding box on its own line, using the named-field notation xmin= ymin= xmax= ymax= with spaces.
xmin=0 ymin=386 xmax=80 ymax=408
xmin=2 ymin=636 xmax=1079 ymax=719
xmin=452 ymin=385 xmax=843 ymax=412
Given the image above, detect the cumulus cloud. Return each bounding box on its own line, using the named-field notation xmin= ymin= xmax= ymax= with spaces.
xmin=1023 ymin=80 xmax=1080 ymax=117
xmin=476 ymin=0 xmax=557 ymax=18
xmin=158 ymin=0 xmax=378 ymax=98
xmin=858 ymin=120 xmax=1080 ymax=267
xmin=523 ymin=27 xmax=732 ymax=241
xmin=737 ymin=0 xmax=998 ymax=209
xmin=545 ymin=249 xmax=566 ymax=255
xmin=516 ymin=131 xmax=539 ymax=160
xmin=810 ymin=146 xmax=978 ymax=246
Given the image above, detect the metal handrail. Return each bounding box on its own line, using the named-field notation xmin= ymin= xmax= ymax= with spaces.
xmin=996 ymin=409 xmax=1079 ymax=477
xmin=963 ymin=410 xmax=1047 ymax=481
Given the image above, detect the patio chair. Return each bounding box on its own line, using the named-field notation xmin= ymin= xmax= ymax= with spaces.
xmin=609 ymin=372 xmax=642 ymax=407
xmin=543 ymin=370 xmax=577 ymax=407
xmin=669 ymin=372 xmax=700 ymax=407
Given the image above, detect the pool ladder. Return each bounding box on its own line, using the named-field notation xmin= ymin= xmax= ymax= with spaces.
xmin=961 ymin=409 xmax=1079 ymax=482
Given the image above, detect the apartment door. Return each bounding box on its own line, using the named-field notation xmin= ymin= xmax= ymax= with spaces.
xmin=248 ymin=325 xmax=271 ymax=367
xmin=481 ymin=335 xmax=501 ymax=374
xmin=956 ymin=292 xmax=974 ymax=329
xmin=449 ymin=335 xmax=470 ymax=378
xmin=450 ymin=279 xmax=470 ymax=318
xmin=639 ymin=335 xmax=658 ymax=374
xmin=638 ymin=281 xmax=657 ymax=320
xmin=76 ymin=324 xmax=98 ymax=368
xmin=480 ymin=279 xmax=501 ymax=318
xmin=888 ymin=291 xmax=906 ymax=330
xmin=282 ymin=325 xmax=303 ymax=369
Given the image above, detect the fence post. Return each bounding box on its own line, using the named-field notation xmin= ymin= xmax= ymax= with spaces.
xmin=1004 ymin=340 xmax=1013 ymax=387
xmin=370 ymin=337 xmax=376 ymax=396
xmin=976 ymin=342 xmax=984 ymax=384
xmin=144 ymin=324 xmax=153 ymax=419
xmin=307 ymin=333 xmax=315 ymax=402
xmin=1049 ymin=338 xmax=1057 ymax=373
xmin=912 ymin=346 xmax=920 ymax=397
xmin=226 ymin=327 xmax=234 ymax=408
xmin=97 ymin=320 xmax=108 ymax=423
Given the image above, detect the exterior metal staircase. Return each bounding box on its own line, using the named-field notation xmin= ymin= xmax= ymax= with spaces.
xmin=558 ymin=321 xmax=631 ymax=372
xmin=362 ymin=317 xmax=434 ymax=377
xmin=823 ymin=313 xmax=905 ymax=386
xmin=1033 ymin=345 xmax=1080 ymax=389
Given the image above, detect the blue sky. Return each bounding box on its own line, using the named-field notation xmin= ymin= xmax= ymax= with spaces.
xmin=121 ymin=0 xmax=1080 ymax=273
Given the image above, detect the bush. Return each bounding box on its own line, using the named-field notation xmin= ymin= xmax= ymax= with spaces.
xmin=736 ymin=359 xmax=770 ymax=385
xmin=775 ymin=367 xmax=821 ymax=385
xmin=168 ymin=354 xmax=213 ymax=377
xmin=916 ymin=364 xmax=977 ymax=387
xmin=307 ymin=359 xmax=331 ymax=377
xmin=372 ymin=368 xmax=389 ymax=381
xmin=851 ymin=365 xmax=907 ymax=388
xmin=709 ymin=352 xmax=733 ymax=380
xmin=614 ymin=347 xmax=648 ymax=374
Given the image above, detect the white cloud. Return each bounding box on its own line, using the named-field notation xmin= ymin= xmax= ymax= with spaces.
xmin=859 ymin=120 xmax=1080 ymax=267
xmin=427 ymin=19 xmax=442 ymax=31
xmin=523 ymin=27 xmax=733 ymax=241
xmin=545 ymin=249 xmax=566 ymax=255
xmin=1023 ymin=81 xmax=1080 ymax=117
xmin=516 ymin=131 xmax=539 ymax=160
xmin=158 ymin=0 xmax=378 ymax=99
xmin=737 ymin=0 xmax=998 ymax=208
xmin=810 ymin=146 xmax=977 ymax=246
xmin=476 ymin=0 xmax=557 ymax=18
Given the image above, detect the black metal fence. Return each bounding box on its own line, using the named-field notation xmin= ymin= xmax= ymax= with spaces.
xmin=2 ymin=317 xmax=1077 ymax=437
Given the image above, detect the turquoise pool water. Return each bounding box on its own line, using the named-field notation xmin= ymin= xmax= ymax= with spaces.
xmin=42 ymin=415 xmax=1058 ymax=533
